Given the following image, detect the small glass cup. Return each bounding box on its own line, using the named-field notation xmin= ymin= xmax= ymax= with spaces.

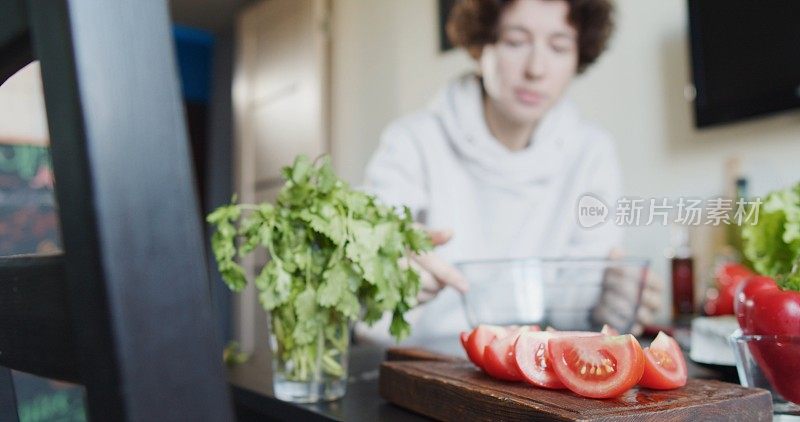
xmin=729 ymin=332 xmax=800 ymax=415
xmin=269 ymin=317 xmax=350 ymax=403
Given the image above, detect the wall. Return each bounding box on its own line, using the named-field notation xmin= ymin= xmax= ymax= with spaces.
xmin=330 ymin=0 xmax=474 ymax=183
xmin=0 ymin=62 xmax=49 ymax=145
xmin=330 ymin=0 xmax=800 ymax=322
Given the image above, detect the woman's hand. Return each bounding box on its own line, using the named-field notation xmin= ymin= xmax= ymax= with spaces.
xmin=411 ymin=228 xmax=469 ymax=304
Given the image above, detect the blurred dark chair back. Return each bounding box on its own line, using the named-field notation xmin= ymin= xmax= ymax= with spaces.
xmin=0 ymin=1 xmax=233 ymax=420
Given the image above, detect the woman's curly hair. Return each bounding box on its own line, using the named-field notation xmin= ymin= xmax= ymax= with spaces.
xmin=446 ymin=0 xmax=615 ymax=74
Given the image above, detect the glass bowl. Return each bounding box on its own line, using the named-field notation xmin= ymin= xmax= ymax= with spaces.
xmin=456 ymin=257 xmax=649 ymax=334
xmin=729 ymin=332 xmax=800 ymax=415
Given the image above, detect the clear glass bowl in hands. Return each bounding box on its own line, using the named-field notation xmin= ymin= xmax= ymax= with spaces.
xmin=729 ymin=332 xmax=800 ymax=415
xmin=456 ymin=257 xmax=649 ymax=334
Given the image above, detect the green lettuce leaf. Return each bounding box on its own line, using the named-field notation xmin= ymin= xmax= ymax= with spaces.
xmin=742 ymin=182 xmax=800 ymax=291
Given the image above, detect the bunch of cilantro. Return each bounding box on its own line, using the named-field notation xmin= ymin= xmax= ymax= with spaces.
xmin=207 ymin=155 xmax=431 ymax=381
xmin=742 ymin=182 xmax=800 ymax=290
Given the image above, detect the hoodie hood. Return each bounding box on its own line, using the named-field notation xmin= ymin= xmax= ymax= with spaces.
xmin=429 ymin=73 xmax=582 ymax=186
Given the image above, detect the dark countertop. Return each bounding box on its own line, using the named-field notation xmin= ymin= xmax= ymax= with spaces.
xmin=230 ymin=345 xmax=429 ymax=422
xmin=228 ymin=335 xmax=733 ymax=421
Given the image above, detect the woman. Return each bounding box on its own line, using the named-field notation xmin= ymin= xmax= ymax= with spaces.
xmin=359 ymin=0 xmax=661 ymax=346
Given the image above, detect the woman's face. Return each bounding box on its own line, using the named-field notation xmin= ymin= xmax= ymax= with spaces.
xmin=480 ymin=0 xmax=579 ymax=125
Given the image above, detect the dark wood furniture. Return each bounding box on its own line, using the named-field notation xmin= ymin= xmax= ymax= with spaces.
xmin=0 ymin=1 xmax=233 ymax=420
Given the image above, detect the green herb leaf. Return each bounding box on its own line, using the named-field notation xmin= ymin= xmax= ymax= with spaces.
xmin=292 ymin=287 xmax=319 ymax=345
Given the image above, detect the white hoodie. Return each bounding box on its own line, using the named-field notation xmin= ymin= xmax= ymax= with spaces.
xmin=357 ymin=73 xmax=622 ymax=346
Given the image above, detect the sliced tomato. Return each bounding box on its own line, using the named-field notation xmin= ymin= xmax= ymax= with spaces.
xmin=639 ymin=332 xmax=687 ymax=390
xmin=465 ymin=325 xmax=507 ymax=369
xmin=548 ymin=334 xmax=645 ymax=398
xmin=600 ymin=324 xmax=619 ymax=336
xmin=483 ymin=328 xmax=529 ymax=381
xmin=514 ymin=332 xmax=564 ymax=388
xmin=551 ymin=331 xmax=598 ymax=337
xmin=460 ymin=331 xmax=470 ymax=353
xmin=514 ymin=331 xmax=601 ymax=389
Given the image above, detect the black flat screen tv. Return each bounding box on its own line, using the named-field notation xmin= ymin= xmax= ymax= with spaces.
xmin=688 ymin=0 xmax=800 ymax=128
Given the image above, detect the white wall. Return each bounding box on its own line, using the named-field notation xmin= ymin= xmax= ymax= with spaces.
xmin=330 ymin=0 xmax=474 ymax=183
xmin=331 ymin=0 xmax=800 ymax=322
xmin=0 ymin=62 xmax=49 ymax=145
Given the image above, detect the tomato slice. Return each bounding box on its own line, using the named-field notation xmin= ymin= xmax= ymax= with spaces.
xmin=460 ymin=331 xmax=470 ymax=353
xmin=514 ymin=332 xmax=564 ymax=388
xmin=600 ymin=324 xmax=619 ymax=336
xmin=483 ymin=327 xmax=529 ymax=381
xmin=550 ymin=331 xmax=598 ymax=337
xmin=514 ymin=331 xmax=601 ymax=389
xmin=465 ymin=325 xmax=507 ymax=369
xmin=548 ymin=334 xmax=645 ymax=398
xmin=639 ymin=332 xmax=687 ymax=389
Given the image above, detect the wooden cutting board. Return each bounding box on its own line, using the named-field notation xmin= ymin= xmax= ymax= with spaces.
xmin=379 ymin=348 xmax=772 ymax=421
